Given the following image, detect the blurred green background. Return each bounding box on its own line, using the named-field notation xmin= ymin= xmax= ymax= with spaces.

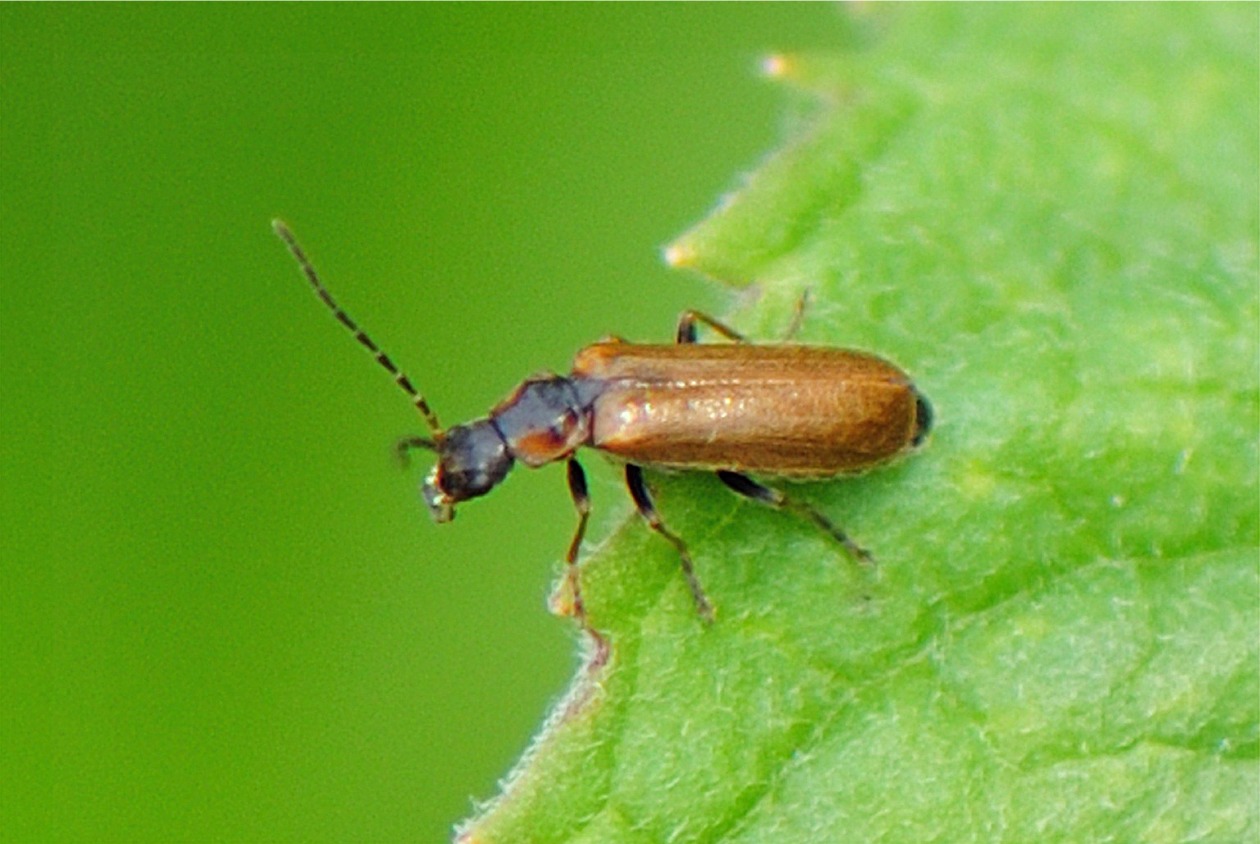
xmin=0 ymin=5 xmax=853 ymax=842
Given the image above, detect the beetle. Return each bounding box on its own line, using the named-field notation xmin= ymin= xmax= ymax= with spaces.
xmin=274 ymin=220 xmax=932 ymax=637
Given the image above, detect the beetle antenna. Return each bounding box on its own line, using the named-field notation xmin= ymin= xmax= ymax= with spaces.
xmin=272 ymin=219 xmax=443 ymax=440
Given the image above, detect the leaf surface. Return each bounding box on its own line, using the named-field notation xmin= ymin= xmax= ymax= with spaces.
xmin=459 ymin=7 xmax=1259 ymax=842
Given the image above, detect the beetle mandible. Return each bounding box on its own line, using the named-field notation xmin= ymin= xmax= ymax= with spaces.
xmin=274 ymin=221 xmax=932 ymax=636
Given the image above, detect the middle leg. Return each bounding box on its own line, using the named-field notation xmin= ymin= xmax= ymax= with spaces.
xmin=625 ymin=464 xmax=714 ymax=621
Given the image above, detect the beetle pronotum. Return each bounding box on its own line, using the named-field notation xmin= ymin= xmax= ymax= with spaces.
xmin=274 ymin=221 xmax=931 ymax=638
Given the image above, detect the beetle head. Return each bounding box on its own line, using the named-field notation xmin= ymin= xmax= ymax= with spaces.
xmin=420 ymin=419 xmax=514 ymax=523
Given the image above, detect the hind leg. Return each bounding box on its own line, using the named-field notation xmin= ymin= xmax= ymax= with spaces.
xmin=715 ymin=470 xmax=872 ymax=562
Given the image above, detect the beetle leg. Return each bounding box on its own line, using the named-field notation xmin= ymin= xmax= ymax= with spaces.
xmin=715 ymin=470 xmax=873 ymax=563
xmin=780 ymin=290 xmax=810 ymax=342
xmin=563 ymin=459 xmax=592 ymax=609
xmin=677 ymin=296 xmax=809 ymax=344
xmin=625 ymin=464 xmax=715 ymax=621
xmin=562 ymin=462 xmax=597 ymax=624
xmin=563 ymin=459 xmax=610 ymax=662
xmin=675 ymin=310 xmax=748 ymax=345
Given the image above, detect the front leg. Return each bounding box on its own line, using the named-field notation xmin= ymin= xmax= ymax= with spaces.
xmin=562 ymin=458 xmax=608 ymax=664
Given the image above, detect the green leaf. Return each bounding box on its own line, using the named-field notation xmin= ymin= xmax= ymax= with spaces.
xmin=458 ymin=6 xmax=1259 ymax=842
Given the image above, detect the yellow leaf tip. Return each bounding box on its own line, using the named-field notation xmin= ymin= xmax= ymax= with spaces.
xmin=663 ymin=241 xmax=697 ymax=268
xmin=761 ymin=53 xmax=794 ymax=80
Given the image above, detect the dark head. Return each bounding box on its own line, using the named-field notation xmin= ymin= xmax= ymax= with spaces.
xmin=421 ymin=420 xmax=514 ymax=523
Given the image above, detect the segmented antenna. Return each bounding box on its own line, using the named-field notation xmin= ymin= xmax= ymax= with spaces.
xmin=272 ymin=220 xmax=443 ymax=442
